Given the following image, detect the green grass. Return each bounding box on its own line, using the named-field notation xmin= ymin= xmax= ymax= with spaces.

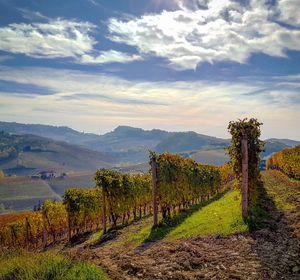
xmin=0 ymin=249 xmax=111 ymax=280
xmin=167 ymin=190 xmax=247 ymax=239
xmin=112 ymin=190 xmax=247 ymax=248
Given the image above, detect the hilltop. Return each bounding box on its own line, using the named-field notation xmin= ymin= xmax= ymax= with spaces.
xmin=1 ymin=121 xmax=299 ymax=165
xmin=0 ymin=131 xmax=115 ymax=176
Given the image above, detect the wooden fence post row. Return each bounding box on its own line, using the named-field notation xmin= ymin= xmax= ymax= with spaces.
xmin=241 ymin=134 xmax=249 ymax=220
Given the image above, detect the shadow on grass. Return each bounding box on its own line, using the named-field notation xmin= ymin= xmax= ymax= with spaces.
xmin=91 ymin=214 xmax=152 ymax=247
xmin=141 ymin=192 xmax=227 ymax=246
xmin=248 ymin=179 xmax=273 ymax=232
xmin=249 ymin=171 xmax=300 ymax=279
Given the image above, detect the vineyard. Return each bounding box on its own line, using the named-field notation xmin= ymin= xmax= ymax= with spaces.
xmin=1 ymin=120 xmax=300 ymax=280
xmin=0 ymin=152 xmax=231 ymax=249
xmin=267 ymin=145 xmax=300 ymax=180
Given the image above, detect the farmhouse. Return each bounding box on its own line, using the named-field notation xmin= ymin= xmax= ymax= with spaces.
xmin=31 ymin=170 xmax=58 ymax=180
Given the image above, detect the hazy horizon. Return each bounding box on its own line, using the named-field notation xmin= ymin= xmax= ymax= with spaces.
xmin=1 ymin=119 xmax=300 ymax=142
xmin=0 ymin=0 xmax=299 ymax=139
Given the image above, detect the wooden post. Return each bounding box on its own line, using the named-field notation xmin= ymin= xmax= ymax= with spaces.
xmin=102 ymin=188 xmax=107 ymax=234
xmin=67 ymin=207 xmax=72 ymax=241
xmin=25 ymin=217 xmax=29 ymax=249
xmin=42 ymin=209 xmax=47 ymax=248
xmin=241 ymin=134 xmax=249 ymax=220
xmin=151 ymin=160 xmax=158 ymax=226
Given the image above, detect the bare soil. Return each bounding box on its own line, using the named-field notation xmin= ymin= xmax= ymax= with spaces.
xmin=67 ymin=172 xmax=300 ymax=280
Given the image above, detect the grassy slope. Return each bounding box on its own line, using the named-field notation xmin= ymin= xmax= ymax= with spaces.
xmin=167 ymin=190 xmax=247 ymax=238
xmin=261 ymin=170 xmax=300 ymax=211
xmin=0 ymin=173 xmax=95 ymax=211
xmin=0 ymin=177 xmax=60 ymax=211
xmin=92 ymin=190 xmax=248 ymax=249
xmin=0 ymin=249 xmax=110 ymax=280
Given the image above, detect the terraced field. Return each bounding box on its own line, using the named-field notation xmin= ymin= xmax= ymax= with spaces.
xmin=0 ymin=173 xmax=95 ymax=212
xmin=0 ymin=177 xmax=59 ymax=211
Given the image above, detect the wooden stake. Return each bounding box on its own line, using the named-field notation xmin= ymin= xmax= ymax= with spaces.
xmin=151 ymin=160 xmax=158 ymax=226
xmin=67 ymin=206 xmax=72 ymax=241
xmin=25 ymin=217 xmax=29 ymax=249
xmin=241 ymin=135 xmax=249 ymax=220
xmin=42 ymin=209 xmax=47 ymax=248
xmin=102 ymin=188 xmax=107 ymax=234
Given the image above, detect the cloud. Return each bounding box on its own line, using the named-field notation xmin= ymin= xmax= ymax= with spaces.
xmin=18 ymin=8 xmax=50 ymax=21
xmin=60 ymin=92 xmax=166 ymax=105
xmin=0 ymin=18 xmax=141 ymax=65
xmin=0 ymin=19 xmax=96 ymax=58
xmin=80 ymin=50 xmax=142 ymax=64
xmin=277 ymin=0 xmax=300 ymax=27
xmin=108 ymin=0 xmax=300 ymax=70
xmin=0 ymin=66 xmax=299 ymax=139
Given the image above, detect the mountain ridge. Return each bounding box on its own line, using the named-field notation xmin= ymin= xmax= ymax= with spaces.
xmin=0 ymin=131 xmax=116 ymax=176
xmin=1 ymin=121 xmax=299 ymax=166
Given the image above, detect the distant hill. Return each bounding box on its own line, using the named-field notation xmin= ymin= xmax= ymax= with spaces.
xmin=0 ymin=176 xmax=60 ymax=211
xmin=0 ymin=131 xmax=115 ymax=176
xmin=0 ymin=121 xmax=100 ymax=145
xmin=1 ymin=121 xmax=299 ymax=164
xmin=85 ymin=126 xmax=172 ymax=162
xmin=190 ymin=149 xmax=229 ymax=165
xmin=0 ymin=172 xmax=98 ymax=212
xmin=155 ymin=131 xmax=229 ymax=153
xmin=267 ymin=138 xmax=300 ymax=147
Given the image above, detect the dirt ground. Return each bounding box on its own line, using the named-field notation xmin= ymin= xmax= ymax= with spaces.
xmin=67 ymin=172 xmax=300 ymax=280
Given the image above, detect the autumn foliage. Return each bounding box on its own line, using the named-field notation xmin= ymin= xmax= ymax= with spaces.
xmin=267 ymin=145 xmax=300 ymax=180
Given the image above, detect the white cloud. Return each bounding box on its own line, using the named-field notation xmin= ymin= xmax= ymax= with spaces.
xmin=0 ymin=66 xmax=299 ymax=139
xmin=80 ymin=50 xmax=142 ymax=64
xmin=0 ymin=18 xmax=141 ymax=65
xmin=277 ymin=0 xmax=300 ymax=27
xmin=0 ymin=20 xmax=96 ymax=58
xmin=108 ymin=0 xmax=300 ymax=70
xmin=18 ymin=8 xmax=50 ymax=21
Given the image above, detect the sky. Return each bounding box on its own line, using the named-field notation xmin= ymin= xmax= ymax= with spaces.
xmin=0 ymin=0 xmax=299 ymax=139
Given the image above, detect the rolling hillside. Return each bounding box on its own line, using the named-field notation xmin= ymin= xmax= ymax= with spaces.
xmin=0 ymin=172 xmax=97 ymax=212
xmin=190 ymin=148 xmax=229 ymax=165
xmin=0 ymin=132 xmax=115 ymax=176
xmin=155 ymin=131 xmax=228 ymax=153
xmin=0 ymin=176 xmax=59 ymax=211
xmin=1 ymin=121 xmax=299 ymax=164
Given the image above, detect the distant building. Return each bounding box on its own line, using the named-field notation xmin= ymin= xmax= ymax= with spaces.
xmin=37 ymin=170 xmax=57 ymax=179
xmin=31 ymin=170 xmax=66 ymax=180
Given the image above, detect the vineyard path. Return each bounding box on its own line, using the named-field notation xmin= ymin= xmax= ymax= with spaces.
xmin=66 ymin=171 xmax=300 ymax=280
